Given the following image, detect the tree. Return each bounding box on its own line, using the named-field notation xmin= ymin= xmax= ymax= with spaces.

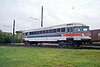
xmin=0 ymin=30 xmax=12 ymax=43
xmin=0 ymin=29 xmax=22 ymax=43
xmin=14 ymin=33 xmax=22 ymax=43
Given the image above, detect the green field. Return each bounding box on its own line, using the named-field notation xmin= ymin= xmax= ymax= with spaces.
xmin=0 ymin=46 xmax=100 ymax=67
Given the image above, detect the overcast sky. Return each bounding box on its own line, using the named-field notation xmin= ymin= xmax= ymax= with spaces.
xmin=0 ymin=0 xmax=100 ymax=32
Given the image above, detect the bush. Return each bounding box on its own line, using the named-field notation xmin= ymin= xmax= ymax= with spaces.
xmin=0 ymin=30 xmax=22 ymax=43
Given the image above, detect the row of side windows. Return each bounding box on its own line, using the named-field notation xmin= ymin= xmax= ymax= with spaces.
xmin=24 ymin=28 xmax=65 ymax=35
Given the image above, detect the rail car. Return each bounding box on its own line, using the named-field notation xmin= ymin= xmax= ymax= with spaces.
xmin=91 ymin=29 xmax=100 ymax=42
xmin=22 ymin=23 xmax=91 ymax=47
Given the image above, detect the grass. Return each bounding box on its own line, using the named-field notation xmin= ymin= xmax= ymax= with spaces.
xmin=0 ymin=46 xmax=100 ymax=67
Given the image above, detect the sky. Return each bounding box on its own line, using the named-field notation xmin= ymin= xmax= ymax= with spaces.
xmin=0 ymin=0 xmax=100 ymax=33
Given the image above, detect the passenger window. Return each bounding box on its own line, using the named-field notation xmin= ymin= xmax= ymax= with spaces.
xmin=29 ymin=32 xmax=31 ymax=35
xmin=67 ymin=27 xmax=73 ymax=32
xmin=61 ymin=28 xmax=65 ymax=32
xmin=48 ymin=30 xmax=52 ymax=33
xmin=70 ymin=27 xmax=73 ymax=32
xmin=34 ymin=32 xmax=36 ymax=34
xmin=40 ymin=31 xmax=42 ymax=34
xmin=57 ymin=28 xmax=60 ymax=32
xmin=37 ymin=31 xmax=39 ymax=34
xmin=67 ymin=27 xmax=70 ymax=32
xmin=25 ymin=32 xmax=28 ymax=35
xmin=53 ymin=29 xmax=56 ymax=33
xmin=43 ymin=30 xmax=45 ymax=34
xmin=46 ymin=30 xmax=49 ymax=33
xmin=32 ymin=32 xmax=35 ymax=34
xmin=38 ymin=31 xmax=40 ymax=34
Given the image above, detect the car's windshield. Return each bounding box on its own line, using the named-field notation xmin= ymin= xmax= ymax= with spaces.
xmin=72 ymin=26 xmax=89 ymax=32
xmin=83 ymin=28 xmax=89 ymax=31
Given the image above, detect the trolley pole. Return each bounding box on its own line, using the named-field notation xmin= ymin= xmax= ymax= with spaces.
xmin=41 ymin=6 xmax=43 ymax=27
xmin=12 ymin=19 xmax=15 ymax=45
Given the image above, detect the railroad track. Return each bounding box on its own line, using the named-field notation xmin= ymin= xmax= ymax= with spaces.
xmin=0 ymin=43 xmax=100 ymax=49
xmin=81 ymin=45 xmax=100 ymax=49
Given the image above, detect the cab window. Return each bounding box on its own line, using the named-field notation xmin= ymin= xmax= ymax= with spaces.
xmin=83 ymin=28 xmax=88 ymax=31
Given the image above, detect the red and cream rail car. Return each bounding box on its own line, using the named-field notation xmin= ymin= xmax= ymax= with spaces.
xmin=91 ymin=29 xmax=100 ymax=42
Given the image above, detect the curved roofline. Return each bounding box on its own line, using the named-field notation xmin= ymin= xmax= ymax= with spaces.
xmin=23 ymin=23 xmax=88 ymax=32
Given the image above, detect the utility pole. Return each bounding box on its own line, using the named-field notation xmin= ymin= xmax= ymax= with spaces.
xmin=12 ymin=19 xmax=15 ymax=45
xmin=41 ymin=6 xmax=43 ymax=27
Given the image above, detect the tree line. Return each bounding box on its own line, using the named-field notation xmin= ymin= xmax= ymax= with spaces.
xmin=0 ymin=30 xmax=22 ymax=43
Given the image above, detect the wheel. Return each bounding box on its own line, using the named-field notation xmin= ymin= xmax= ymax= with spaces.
xmin=31 ymin=42 xmax=38 ymax=46
xmin=58 ymin=42 xmax=67 ymax=48
xmin=29 ymin=42 xmax=33 ymax=46
xmin=24 ymin=41 xmax=29 ymax=45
